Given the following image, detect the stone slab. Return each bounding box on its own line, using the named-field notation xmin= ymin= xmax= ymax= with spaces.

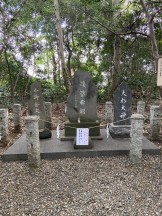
xmin=2 ymin=129 xmax=160 ymax=161
xmin=109 ymin=123 xmax=131 ymax=138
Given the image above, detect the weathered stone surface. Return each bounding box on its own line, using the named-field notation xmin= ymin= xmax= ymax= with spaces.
xmin=25 ymin=116 xmax=40 ymax=168
xmin=13 ymin=104 xmax=21 ymax=132
xmin=64 ymin=121 xmax=100 ymax=137
xmin=105 ymin=101 xmax=113 ymax=123
xmin=114 ymin=81 xmax=132 ymax=125
xmin=150 ymin=106 xmax=161 ymax=139
xmin=109 ymin=124 xmax=131 ymax=138
xmin=0 ymin=109 xmax=9 ymax=147
xmin=110 ymin=82 xmax=132 ymax=138
xmin=137 ymin=101 xmax=145 ymax=116
xmin=65 ymin=71 xmax=98 ymax=122
xmin=130 ymin=114 xmax=144 ymax=164
xmin=28 ymin=82 xmax=46 ymax=130
xmin=39 ymin=129 xmax=52 ymax=139
xmin=45 ymin=102 xmax=52 ymax=130
xmin=28 ymin=82 xmax=52 ymax=139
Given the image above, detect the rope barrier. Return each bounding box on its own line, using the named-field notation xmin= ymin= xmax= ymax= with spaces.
xmin=38 ymin=116 xmax=132 ymax=129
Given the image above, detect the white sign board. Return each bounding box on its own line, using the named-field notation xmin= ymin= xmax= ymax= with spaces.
xmin=76 ymin=128 xmax=89 ymax=145
xmin=157 ymin=58 xmax=162 ymax=86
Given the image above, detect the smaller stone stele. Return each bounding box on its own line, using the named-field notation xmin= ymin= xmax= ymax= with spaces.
xmin=64 ymin=71 xmax=100 ymax=139
xmin=28 ymin=81 xmax=52 ymax=139
xmin=109 ymin=81 xmax=132 ymax=138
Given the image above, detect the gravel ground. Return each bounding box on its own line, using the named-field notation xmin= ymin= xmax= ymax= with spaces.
xmin=0 ymin=155 xmax=162 ymax=216
xmin=0 ymin=103 xmax=162 ymax=215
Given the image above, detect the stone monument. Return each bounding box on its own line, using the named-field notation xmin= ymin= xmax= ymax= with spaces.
xmin=28 ymin=81 xmax=52 ymax=139
xmin=63 ymin=71 xmax=100 ymax=148
xmin=109 ymin=81 xmax=132 ymax=138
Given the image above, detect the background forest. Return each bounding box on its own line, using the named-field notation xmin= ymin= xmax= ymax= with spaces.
xmin=0 ymin=0 xmax=162 ymax=106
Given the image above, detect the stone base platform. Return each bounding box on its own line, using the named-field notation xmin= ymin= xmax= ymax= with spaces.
xmin=2 ymin=129 xmax=160 ymax=161
xmin=109 ymin=123 xmax=131 ymax=138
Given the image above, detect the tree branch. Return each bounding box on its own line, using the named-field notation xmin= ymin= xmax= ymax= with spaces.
xmin=79 ymin=7 xmax=149 ymax=37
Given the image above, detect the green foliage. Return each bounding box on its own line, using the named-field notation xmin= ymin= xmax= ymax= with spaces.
xmin=97 ymin=84 xmax=112 ymax=102
xmin=0 ymin=0 xmax=161 ymax=106
xmin=38 ymin=79 xmax=67 ymax=102
xmin=127 ymin=72 xmax=159 ymax=102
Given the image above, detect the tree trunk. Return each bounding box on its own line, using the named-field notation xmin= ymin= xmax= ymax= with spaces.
xmin=53 ymin=0 xmax=70 ymax=92
xmin=4 ymin=50 xmax=14 ymax=102
xmin=52 ymin=54 xmax=57 ymax=85
xmin=140 ymin=0 xmax=159 ymax=70
xmin=111 ymin=0 xmax=121 ymax=94
xmin=139 ymin=0 xmax=162 ymax=98
xmin=112 ymin=35 xmax=121 ymax=92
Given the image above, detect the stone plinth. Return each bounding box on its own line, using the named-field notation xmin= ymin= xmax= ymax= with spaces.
xmin=109 ymin=123 xmax=131 ymax=138
xmin=64 ymin=121 xmax=100 ymax=137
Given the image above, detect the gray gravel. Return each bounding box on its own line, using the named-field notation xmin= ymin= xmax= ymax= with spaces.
xmin=0 ymin=155 xmax=162 ymax=216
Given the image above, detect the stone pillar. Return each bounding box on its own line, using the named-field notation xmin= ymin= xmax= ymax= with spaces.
xmin=150 ymin=106 xmax=161 ymax=139
xmin=105 ymin=101 xmax=113 ymax=123
xmin=45 ymin=102 xmax=52 ymax=130
xmin=137 ymin=101 xmax=145 ymax=116
xmin=25 ymin=116 xmax=40 ymax=167
xmin=0 ymin=109 xmax=9 ymax=147
xmin=13 ymin=104 xmax=21 ymax=132
xmin=130 ymin=114 xmax=144 ymax=164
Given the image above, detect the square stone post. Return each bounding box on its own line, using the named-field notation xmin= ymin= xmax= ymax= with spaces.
xmin=25 ymin=116 xmax=40 ymax=167
xmin=45 ymin=102 xmax=52 ymax=130
xmin=137 ymin=101 xmax=145 ymax=116
xmin=0 ymin=109 xmax=9 ymax=147
xmin=13 ymin=104 xmax=21 ymax=132
xmin=105 ymin=101 xmax=113 ymax=123
xmin=130 ymin=114 xmax=144 ymax=164
xmin=150 ymin=106 xmax=161 ymax=139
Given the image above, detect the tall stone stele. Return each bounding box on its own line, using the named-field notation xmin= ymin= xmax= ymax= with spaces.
xmin=64 ymin=71 xmax=100 ymax=140
xmin=109 ymin=81 xmax=132 ymax=138
xmin=28 ymin=81 xmax=52 ymax=139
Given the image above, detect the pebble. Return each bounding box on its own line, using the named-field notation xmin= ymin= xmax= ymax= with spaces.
xmin=0 ymin=155 xmax=161 ymax=215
